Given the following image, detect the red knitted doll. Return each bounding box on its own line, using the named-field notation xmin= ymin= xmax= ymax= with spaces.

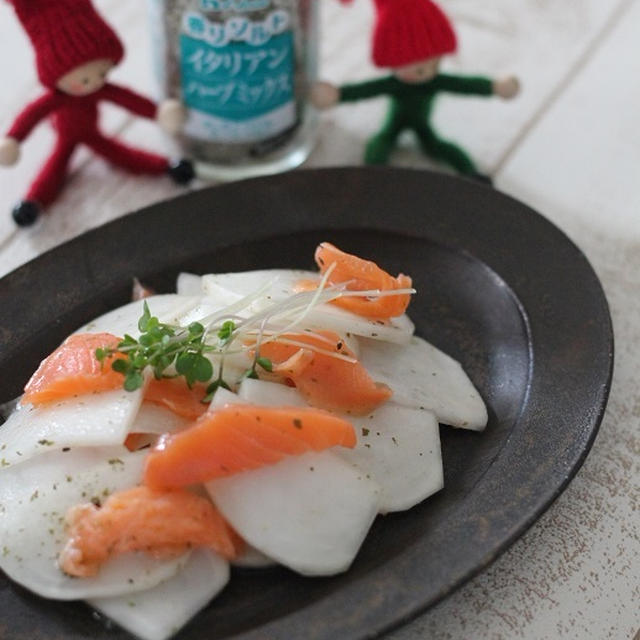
xmin=0 ymin=0 xmax=195 ymax=226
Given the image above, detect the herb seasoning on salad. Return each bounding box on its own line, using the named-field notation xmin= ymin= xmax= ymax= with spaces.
xmin=0 ymin=243 xmax=487 ymax=640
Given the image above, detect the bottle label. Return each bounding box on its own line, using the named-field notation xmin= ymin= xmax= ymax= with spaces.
xmin=199 ymin=0 xmax=270 ymax=10
xmin=179 ymin=9 xmax=296 ymax=143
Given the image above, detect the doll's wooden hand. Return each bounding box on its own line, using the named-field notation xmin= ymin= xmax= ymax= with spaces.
xmin=311 ymin=82 xmax=340 ymax=110
xmin=157 ymin=99 xmax=187 ymax=135
xmin=0 ymin=137 xmax=20 ymax=166
xmin=493 ymin=76 xmax=520 ymax=100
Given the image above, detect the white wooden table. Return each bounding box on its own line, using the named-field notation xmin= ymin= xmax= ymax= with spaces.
xmin=0 ymin=2 xmax=638 ymax=638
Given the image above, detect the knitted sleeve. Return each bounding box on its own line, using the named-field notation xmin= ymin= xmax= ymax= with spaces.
xmin=6 ymin=91 xmax=62 ymax=141
xmin=339 ymin=76 xmax=397 ymax=102
xmin=433 ymin=74 xmax=493 ymax=96
xmin=101 ymin=83 xmax=158 ymax=119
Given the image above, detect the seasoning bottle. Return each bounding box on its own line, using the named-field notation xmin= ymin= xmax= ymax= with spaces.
xmin=148 ymin=0 xmax=319 ymax=180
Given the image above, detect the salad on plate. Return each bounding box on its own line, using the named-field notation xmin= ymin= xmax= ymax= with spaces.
xmin=0 ymin=242 xmax=487 ymax=640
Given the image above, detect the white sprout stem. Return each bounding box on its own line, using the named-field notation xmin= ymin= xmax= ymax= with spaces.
xmin=229 ymin=283 xmax=415 ymax=348
xmin=227 ymin=274 xmax=341 ymax=340
xmin=256 ymin=328 xmax=337 ymax=345
xmin=194 ymin=277 xmax=333 ymax=362
xmin=260 ymin=263 xmax=338 ymax=341
xmin=157 ymin=296 xmax=202 ymax=326
xmin=248 ymin=313 xmax=272 ymax=368
xmin=332 ymin=287 xmax=416 ymax=299
xmin=184 ymin=267 xmax=416 ymax=366
xmin=264 ymin=338 xmax=357 ymax=363
xmin=237 ymin=334 xmax=358 ymax=364
xmin=203 ymin=269 xmax=353 ymax=363
xmin=199 ymin=279 xmax=275 ymax=331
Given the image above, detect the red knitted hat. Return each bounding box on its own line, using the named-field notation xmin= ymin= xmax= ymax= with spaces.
xmin=372 ymin=0 xmax=457 ymax=68
xmin=7 ymin=0 xmax=124 ymax=88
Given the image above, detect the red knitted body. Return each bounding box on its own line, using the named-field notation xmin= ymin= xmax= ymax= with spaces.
xmin=7 ymin=0 xmax=124 ymax=88
xmin=372 ymin=0 xmax=457 ymax=68
xmin=7 ymin=85 xmax=168 ymax=206
xmin=4 ymin=0 xmax=170 ymax=209
xmin=27 ymin=138 xmax=77 ymax=207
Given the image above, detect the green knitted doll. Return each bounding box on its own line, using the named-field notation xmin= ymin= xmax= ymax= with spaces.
xmin=314 ymin=0 xmax=520 ymax=182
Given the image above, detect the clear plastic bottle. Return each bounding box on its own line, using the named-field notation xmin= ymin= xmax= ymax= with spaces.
xmin=148 ymin=0 xmax=319 ymax=180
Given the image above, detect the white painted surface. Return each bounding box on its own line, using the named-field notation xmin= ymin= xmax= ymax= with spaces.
xmin=0 ymin=1 xmax=638 ymax=638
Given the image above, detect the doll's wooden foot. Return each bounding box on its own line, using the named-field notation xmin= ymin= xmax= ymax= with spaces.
xmin=167 ymin=159 xmax=195 ymax=185
xmin=12 ymin=200 xmax=40 ymax=226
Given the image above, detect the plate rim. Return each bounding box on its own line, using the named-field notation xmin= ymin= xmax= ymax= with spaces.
xmin=0 ymin=167 xmax=614 ymax=640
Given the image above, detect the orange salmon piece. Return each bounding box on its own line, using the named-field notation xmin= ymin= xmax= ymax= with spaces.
xmin=144 ymin=377 xmax=208 ymax=420
xmin=22 ymin=333 xmax=125 ymax=406
xmin=144 ymin=405 xmax=356 ymax=489
xmin=60 ymin=486 xmax=239 ymax=577
xmin=124 ymin=432 xmax=157 ymax=452
xmin=314 ymin=242 xmax=412 ymax=319
xmin=259 ymin=331 xmax=392 ymax=415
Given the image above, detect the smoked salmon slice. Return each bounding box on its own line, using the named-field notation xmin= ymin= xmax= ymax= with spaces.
xmin=124 ymin=432 xmax=156 ymax=452
xmin=259 ymin=331 xmax=392 ymax=415
xmin=144 ymin=405 xmax=357 ymax=489
xmin=144 ymin=377 xmax=208 ymax=420
xmin=60 ymin=486 xmax=239 ymax=577
xmin=22 ymin=333 xmax=210 ymax=419
xmin=23 ymin=333 xmax=125 ymax=406
xmin=313 ymin=242 xmax=413 ymax=320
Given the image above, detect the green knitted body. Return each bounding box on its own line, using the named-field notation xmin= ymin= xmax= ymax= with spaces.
xmin=339 ymin=74 xmax=493 ymax=172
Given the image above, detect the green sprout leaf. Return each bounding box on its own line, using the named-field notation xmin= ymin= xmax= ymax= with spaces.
xmin=96 ymin=303 xmax=244 ymax=402
xmin=111 ymin=359 xmax=128 ymax=374
xmin=193 ymin=355 xmax=213 ymax=382
xmin=256 ymin=357 xmax=273 ymax=372
xmin=217 ymin=320 xmax=236 ymax=343
xmin=188 ymin=322 xmax=205 ymax=337
xmin=176 ymin=352 xmax=213 ymax=387
xmin=138 ymin=301 xmax=152 ymax=332
xmin=202 ymin=378 xmax=231 ymax=403
xmin=124 ymin=371 xmax=144 ymax=392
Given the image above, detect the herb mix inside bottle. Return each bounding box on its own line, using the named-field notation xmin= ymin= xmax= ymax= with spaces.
xmin=148 ymin=0 xmax=318 ymax=179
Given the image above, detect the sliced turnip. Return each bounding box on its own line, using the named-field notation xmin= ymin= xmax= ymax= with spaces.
xmin=359 ymin=336 xmax=488 ymax=430
xmin=338 ymin=405 xmax=443 ymax=513
xmin=237 ymin=378 xmax=307 ymax=407
xmin=89 ymin=549 xmax=229 ymax=640
xmin=239 ymin=367 xmax=444 ymax=513
xmin=77 ymin=295 xmax=199 ymax=338
xmin=207 ymin=452 xmax=380 ymax=576
xmin=200 ymin=269 xmax=414 ymax=345
xmin=176 ymin=272 xmax=204 ymax=296
xmin=129 ymin=403 xmax=190 ymax=435
xmin=202 ymin=387 xmax=281 ymax=570
xmin=232 ymin=545 xmax=276 ymax=569
xmin=303 ymin=305 xmax=415 ymax=346
xmin=0 ymin=388 xmax=143 ymax=467
xmin=0 ymin=447 xmax=188 ymax=600
xmin=175 ymin=298 xmax=231 ymax=329
xmin=202 ymin=269 xmax=317 ymax=304
xmin=208 ymin=387 xmax=243 ymax=410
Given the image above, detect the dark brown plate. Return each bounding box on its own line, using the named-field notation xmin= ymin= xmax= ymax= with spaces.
xmin=0 ymin=168 xmax=613 ymax=640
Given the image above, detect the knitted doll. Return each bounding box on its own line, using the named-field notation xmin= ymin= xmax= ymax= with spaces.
xmin=0 ymin=0 xmax=195 ymax=227
xmin=313 ymin=0 xmax=520 ymax=182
